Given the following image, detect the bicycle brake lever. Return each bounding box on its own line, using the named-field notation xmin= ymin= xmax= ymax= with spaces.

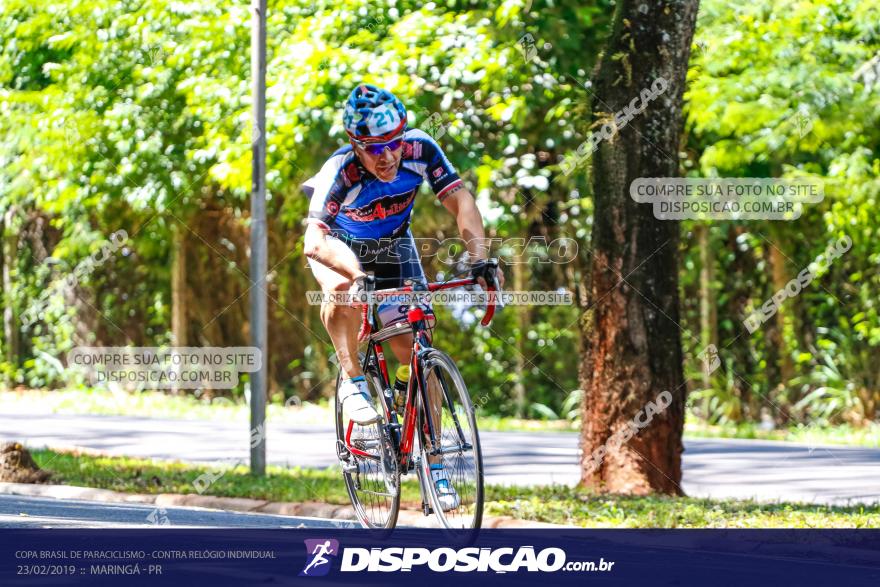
xmin=475 ymin=259 xmax=502 ymax=326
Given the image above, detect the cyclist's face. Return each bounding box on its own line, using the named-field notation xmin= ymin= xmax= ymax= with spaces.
xmin=353 ymin=141 xmax=403 ymax=182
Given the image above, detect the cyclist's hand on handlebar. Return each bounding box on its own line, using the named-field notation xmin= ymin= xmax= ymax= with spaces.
xmin=493 ymin=265 xmax=505 ymax=289
xmin=476 ymin=267 xmax=505 ymax=291
xmin=470 ymin=259 xmax=504 ymax=291
xmin=471 ymin=258 xmax=503 ymax=326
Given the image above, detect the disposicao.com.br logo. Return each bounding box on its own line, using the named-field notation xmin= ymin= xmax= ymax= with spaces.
xmin=299 ymin=539 xmax=614 ymax=575
xmin=299 ymin=539 xmax=339 ymax=577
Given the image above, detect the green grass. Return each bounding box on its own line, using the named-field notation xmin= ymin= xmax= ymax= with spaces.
xmin=0 ymin=387 xmax=330 ymax=425
xmin=30 ymin=448 xmax=421 ymax=505
xmin=684 ymin=420 xmax=880 ymax=448
xmin=487 ymin=485 xmax=880 ymax=528
xmin=29 ymin=448 xmax=880 ymax=528
xmin=1 ymin=387 xmax=579 ymax=432
xmin=476 ymin=414 xmax=578 ymax=432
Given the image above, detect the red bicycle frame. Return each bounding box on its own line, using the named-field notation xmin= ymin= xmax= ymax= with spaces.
xmin=343 ymin=271 xmax=498 ymax=468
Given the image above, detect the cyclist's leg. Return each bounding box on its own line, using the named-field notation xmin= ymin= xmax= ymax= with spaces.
xmin=373 ymin=230 xmax=432 ymax=365
xmin=424 ymin=367 xmax=446 ymax=466
xmin=386 ymin=333 xmax=414 ymax=365
xmin=375 ymin=232 xmax=443 ymax=465
xmin=308 ymin=235 xmax=363 ymax=380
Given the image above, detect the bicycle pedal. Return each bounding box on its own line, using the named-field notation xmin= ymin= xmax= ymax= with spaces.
xmin=339 ymin=459 xmax=359 ymax=473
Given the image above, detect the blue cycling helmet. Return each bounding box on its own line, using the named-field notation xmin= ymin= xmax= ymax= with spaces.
xmin=342 ymin=84 xmax=407 ymax=142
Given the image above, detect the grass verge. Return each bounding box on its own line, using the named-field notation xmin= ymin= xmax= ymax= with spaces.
xmin=0 ymin=388 xmax=318 ymax=424
xmin=27 ymin=448 xmax=879 ymax=528
xmin=0 ymin=388 xmax=580 ymax=432
xmin=683 ymin=420 xmax=880 ymax=447
xmin=7 ymin=388 xmax=878 ymax=446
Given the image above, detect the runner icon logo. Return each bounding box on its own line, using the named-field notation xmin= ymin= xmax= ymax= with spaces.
xmin=299 ymin=539 xmax=340 ymax=577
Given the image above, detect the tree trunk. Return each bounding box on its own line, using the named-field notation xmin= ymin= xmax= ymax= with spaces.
xmin=697 ymin=224 xmax=718 ymax=388
xmin=511 ymin=259 xmax=527 ymax=418
xmin=171 ymin=224 xmax=188 ymax=347
xmin=726 ymin=225 xmax=756 ymax=415
xmin=768 ymin=243 xmax=794 ymax=387
xmin=170 ymin=224 xmax=187 ymax=395
xmin=579 ymin=0 xmax=699 ymax=495
xmin=2 ymin=207 xmax=19 ymax=367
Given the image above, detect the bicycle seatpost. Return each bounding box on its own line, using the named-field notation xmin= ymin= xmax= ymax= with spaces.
xmin=357 ymin=273 xmax=376 ymax=342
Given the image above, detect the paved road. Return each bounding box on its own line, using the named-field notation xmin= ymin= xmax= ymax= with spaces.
xmin=0 ymin=494 xmax=358 ymax=528
xmin=2 ymin=412 xmax=878 ymax=505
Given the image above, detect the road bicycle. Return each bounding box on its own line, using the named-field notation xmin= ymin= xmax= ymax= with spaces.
xmin=334 ymin=259 xmax=501 ymax=530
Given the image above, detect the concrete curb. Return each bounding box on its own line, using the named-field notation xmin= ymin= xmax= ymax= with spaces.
xmin=0 ymin=482 xmax=566 ymax=528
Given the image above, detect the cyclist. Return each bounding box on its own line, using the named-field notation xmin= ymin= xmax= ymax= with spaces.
xmin=303 ymin=84 xmax=503 ymax=510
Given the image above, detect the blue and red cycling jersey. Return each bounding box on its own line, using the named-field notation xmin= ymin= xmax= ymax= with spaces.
xmin=303 ymin=128 xmax=462 ymax=240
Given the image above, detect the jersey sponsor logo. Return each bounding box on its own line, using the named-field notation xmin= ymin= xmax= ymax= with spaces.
xmin=432 ymin=166 xmax=446 ymax=179
xmin=402 ymin=140 xmax=422 ymax=160
xmin=326 ymin=201 xmax=340 ymax=215
xmin=342 ymin=190 xmax=416 ymax=222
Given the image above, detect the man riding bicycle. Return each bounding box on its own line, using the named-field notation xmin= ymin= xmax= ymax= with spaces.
xmin=302 ymin=84 xmax=503 ymax=509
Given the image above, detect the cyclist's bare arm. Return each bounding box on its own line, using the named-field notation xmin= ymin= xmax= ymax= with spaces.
xmin=304 ymin=223 xmax=366 ymax=284
xmin=441 ymin=187 xmax=505 ymax=288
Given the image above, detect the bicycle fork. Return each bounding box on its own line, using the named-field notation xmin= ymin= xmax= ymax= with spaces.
xmin=412 ymin=352 xmax=441 ymax=517
xmin=414 ymin=453 xmax=434 ymax=516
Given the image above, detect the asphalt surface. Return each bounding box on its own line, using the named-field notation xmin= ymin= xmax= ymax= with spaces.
xmin=2 ymin=412 xmax=879 ymax=505
xmin=0 ymin=494 xmax=358 ymax=528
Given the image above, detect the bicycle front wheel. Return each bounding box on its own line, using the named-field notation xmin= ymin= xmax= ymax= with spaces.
xmin=334 ymin=366 xmax=400 ymax=530
xmin=417 ymin=349 xmax=484 ymax=530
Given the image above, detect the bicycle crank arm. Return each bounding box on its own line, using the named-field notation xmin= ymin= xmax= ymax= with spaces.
xmin=426 ymin=442 xmax=472 ymax=457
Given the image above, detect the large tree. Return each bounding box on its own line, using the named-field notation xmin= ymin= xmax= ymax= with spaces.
xmin=579 ymin=0 xmax=699 ymax=494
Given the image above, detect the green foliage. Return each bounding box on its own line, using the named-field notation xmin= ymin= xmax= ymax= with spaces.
xmin=1 ymin=0 xmax=878 ymax=431
xmin=682 ymin=0 xmax=880 ymax=426
xmin=0 ymin=0 xmax=606 ymax=420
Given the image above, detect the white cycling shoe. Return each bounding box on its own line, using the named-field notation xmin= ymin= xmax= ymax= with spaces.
xmin=430 ymin=463 xmax=460 ymax=511
xmin=339 ymin=376 xmax=380 ymax=425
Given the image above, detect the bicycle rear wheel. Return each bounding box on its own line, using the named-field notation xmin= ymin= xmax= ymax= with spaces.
xmin=417 ymin=349 xmax=484 ymax=530
xmin=335 ymin=365 xmax=400 ymax=529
